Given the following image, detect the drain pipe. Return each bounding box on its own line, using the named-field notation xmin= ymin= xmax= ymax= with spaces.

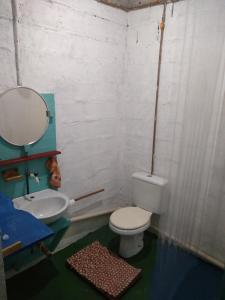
xmin=70 ymin=207 xmax=119 ymax=223
xmin=150 ymin=2 xmax=167 ymax=175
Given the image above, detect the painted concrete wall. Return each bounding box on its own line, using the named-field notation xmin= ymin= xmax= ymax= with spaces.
xmin=13 ymin=0 xmax=128 ymax=212
xmin=0 ymin=1 xmax=17 ymax=93
xmin=120 ymin=5 xmax=163 ymax=202
xmin=1 ymin=0 xmax=225 ymax=263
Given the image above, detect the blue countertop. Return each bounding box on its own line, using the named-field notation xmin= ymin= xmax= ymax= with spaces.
xmin=0 ymin=192 xmax=53 ymax=254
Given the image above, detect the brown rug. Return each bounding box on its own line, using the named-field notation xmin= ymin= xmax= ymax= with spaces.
xmin=67 ymin=241 xmax=142 ymax=299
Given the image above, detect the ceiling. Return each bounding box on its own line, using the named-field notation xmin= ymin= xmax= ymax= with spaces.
xmin=96 ymin=0 xmax=176 ymax=11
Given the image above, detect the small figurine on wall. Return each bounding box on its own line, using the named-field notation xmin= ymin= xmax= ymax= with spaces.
xmin=46 ymin=156 xmax=61 ymax=188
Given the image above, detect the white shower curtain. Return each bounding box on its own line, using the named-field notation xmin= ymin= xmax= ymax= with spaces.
xmin=159 ymin=0 xmax=225 ymax=264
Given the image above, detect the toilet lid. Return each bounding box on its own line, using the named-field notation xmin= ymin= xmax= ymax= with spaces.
xmin=110 ymin=207 xmax=152 ymax=230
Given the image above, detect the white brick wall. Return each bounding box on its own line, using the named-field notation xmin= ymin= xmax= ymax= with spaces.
xmin=13 ymin=0 xmax=127 ymax=211
xmin=120 ymin=5 xmax=163 ymax=202
xmin=1 ymin=0 xmax=225 ymax=261
xmin=0 ymin=1 xmax=17 ymax=92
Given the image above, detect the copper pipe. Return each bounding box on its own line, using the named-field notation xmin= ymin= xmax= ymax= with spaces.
xmin=150 ymin=1 xmax=167 ymax=175
xmin=74 ymin=188 xmax=105 ymax=202
xmin=37 ymin=242 xmax=53 ymax=257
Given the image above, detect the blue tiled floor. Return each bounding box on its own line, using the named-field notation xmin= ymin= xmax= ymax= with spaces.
xmin=150 ymin=241 xmax=224 ymax=300
xmin=6 ymin=226 xmax=224 ymax=300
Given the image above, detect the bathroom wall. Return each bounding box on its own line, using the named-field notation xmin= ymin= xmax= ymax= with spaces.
xmin=123 ymin=0 xmax=225 ymax=185
xmin=121 ymin=1 xmax=184 ymax=190
xmin=1 ymin=0 xmax=225 ymax=263
xmin=120 ymin=5 xmax=163 ymax=202
xmin=121 ymin=0 xmax=225 ymax=190
xmin=0 ymin=2 xmax=17 ymax=93
xmin=4 ymin=0 xmax=127 ymax=212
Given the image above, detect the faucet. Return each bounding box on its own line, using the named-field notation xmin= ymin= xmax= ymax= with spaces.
xmin=25 ymin=168 xmax=40 ymax=199
xmin=29 ymin=172 xmax=40 ymax=184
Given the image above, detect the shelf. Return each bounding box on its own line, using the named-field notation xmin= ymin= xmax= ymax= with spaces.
xmin=0 ymin=150 xmax=61 ymax=167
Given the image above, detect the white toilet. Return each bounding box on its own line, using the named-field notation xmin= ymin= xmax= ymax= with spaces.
xmin=109 ymin=172 xmax=167 ymax=258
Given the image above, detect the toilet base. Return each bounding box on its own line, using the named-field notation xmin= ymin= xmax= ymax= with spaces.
xmin=119 ymin=232 xmax=144 ymax=258
xmin=109 ymin=221 xmax=150 ymax=258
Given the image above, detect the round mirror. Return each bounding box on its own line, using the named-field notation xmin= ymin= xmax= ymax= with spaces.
xmin=0 ymin=87 xmax=49 ymax=146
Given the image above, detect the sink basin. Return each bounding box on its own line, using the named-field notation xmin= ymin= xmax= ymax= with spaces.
xmin=13 ymin=189 xmax=70 ymax=224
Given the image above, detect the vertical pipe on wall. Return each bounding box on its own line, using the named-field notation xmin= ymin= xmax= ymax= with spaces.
xmin=150 ymin=1 xmax=167 ymax=175
xmin=11 ymin=0 xmax=22 ymax=86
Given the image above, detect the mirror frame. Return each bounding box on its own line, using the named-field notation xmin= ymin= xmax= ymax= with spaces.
xmin=0 ymin=86 xmax=49 ymax=146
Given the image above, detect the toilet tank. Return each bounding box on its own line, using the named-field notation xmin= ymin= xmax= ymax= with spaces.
xmin=132 ymin=172 xmax=167 ymax=214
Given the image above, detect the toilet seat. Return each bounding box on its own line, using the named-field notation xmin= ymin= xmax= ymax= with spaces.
xmin=109 ymin=220 xmax=150 ymax=236
xmin=109 ymin=207 xmax=152 ymax=257
xmin=110 ymin=207 xmax=152 ymax=231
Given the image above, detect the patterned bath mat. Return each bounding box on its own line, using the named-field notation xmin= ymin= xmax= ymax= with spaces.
xmin=67 ymin=241 xmax=142 ymax=299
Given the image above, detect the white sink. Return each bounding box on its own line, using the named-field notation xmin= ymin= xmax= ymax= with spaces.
xmin=13 ymin=189 xmax=70 ymax=224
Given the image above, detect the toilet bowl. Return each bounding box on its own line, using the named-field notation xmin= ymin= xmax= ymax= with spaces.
xmin=109 ymin=207 xmax=152 ymax=258
xmin=109 ymin=172 xmax=167 ymax=258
